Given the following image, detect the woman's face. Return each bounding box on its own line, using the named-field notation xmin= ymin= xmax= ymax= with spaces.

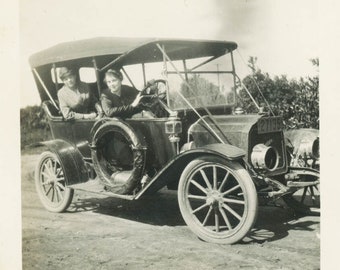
xmin=105 ymin=73 xmax=122 ymax=94
xmin=63 ymin=74 xmax=77 ymax=89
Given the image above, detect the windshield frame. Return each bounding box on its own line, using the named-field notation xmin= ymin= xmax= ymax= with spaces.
xmin=166 ymin=55 xmax=237 ymax=111
xmin=122 ymin=43 xmax=238 ymax=111
xmin=155 ymin=43 xmax=234 ymax=144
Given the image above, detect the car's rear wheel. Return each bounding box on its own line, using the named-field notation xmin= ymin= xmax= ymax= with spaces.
xmin=35 ymin=151 xmax=74 ymax=212
xmin=178 ymin=156 xmax=258 ymax=244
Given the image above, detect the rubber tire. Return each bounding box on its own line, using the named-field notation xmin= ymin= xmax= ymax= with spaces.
xmin=35 ymin=151 xmax=74 ymax=212
xmin=91 ymin=121 xmax=145 ymax=195
xmin=178 ymin=155 xmax=258 ymax=244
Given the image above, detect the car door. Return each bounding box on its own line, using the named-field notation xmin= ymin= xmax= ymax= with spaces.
xmin=71 ymin=119 xmax=97 ymax=159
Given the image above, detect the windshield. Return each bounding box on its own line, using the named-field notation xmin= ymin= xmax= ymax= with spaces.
xmin=123 ymin=53 xmax=236 ymax=111
xmin=166 ymin=55 xmax=236 ymax=110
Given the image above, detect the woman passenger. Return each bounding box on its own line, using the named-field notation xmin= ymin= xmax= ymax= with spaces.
xmin=57 ymin=67 xmax=99 ymax=120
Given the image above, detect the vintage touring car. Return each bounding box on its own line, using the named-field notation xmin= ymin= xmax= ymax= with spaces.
xmin=29 ymin=37 xmax=319 ymax=244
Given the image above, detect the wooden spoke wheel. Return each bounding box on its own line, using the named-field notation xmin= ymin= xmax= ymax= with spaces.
xmin=178 ymin=156 xmax=258 ymax=244
xmin=283 ymin=182 xmax=320 ymax=215
xmin=35 ymin=152 xmax=74 ymax=212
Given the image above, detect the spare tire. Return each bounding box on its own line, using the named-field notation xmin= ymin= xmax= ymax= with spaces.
xmin=90 ymin=119 xmax=146 ymax=195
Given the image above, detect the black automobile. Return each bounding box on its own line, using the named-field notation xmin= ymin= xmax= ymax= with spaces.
xmin=29 ymin=37 xmax=319 ymax=244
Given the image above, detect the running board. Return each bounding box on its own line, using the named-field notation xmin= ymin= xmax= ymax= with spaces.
xmin=68 ymin=179 xmax=135 ymax=200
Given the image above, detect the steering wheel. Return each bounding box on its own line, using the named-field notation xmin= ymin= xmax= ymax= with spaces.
xmin=139 ymin=79 xmax=167 ymax=116
xmin=141 ymin=79 xmax=167 ymax=98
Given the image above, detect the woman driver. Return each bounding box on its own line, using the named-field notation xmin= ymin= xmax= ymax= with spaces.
xmin=100 ymin=69 xmax=143 ymax=118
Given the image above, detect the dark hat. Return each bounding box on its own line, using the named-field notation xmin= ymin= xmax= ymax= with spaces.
xmin=59 ymin=67 xmax=75 ymax=80
xmin=104 ymin=69 xmax=123 ymax=81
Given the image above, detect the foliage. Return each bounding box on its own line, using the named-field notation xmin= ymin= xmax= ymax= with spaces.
xmin=181 ymin=74 xmax=222 ymax=106
xmin=20 ymin=105 xmax=52 ymax=149
xmin=237 ymin=57 xmax=319 ymax=129
xmin=175 ymin=74 xmax=230 ymax=109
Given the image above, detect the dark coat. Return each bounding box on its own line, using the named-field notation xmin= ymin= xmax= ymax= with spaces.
xmin=101 ymin=85 xmax=142 ymax=118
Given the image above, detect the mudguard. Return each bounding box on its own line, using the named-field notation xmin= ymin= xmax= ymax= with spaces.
xmin=135 ymin=143 xmax=245 ymax=199
xmin=284 ymin=128 xmax=319 ymax=167
xmin=34 ymin=139 xmax=89 ymax=186
xmin=199 ymin=143 xmax=246 ymax=160
xmin=284 ymin=128 xmax=319 ymax=151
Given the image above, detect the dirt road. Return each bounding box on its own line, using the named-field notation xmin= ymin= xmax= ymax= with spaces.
xmin=21 ymin=154 xmax=320 ymax=270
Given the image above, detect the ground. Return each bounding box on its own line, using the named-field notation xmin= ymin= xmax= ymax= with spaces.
xmin=21 ymin=154 xmax=320 ymax=270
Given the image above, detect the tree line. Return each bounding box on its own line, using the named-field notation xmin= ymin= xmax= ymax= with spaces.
xmin=237 ymin=57 xmax=319 ymax=129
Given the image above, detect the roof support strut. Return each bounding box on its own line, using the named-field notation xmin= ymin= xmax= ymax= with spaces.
xmin=33 ymin=68 xmax=59 ymax=110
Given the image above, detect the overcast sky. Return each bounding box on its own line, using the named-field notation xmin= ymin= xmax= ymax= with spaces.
xmin=20 ymin=0 xmax=318 ymax=107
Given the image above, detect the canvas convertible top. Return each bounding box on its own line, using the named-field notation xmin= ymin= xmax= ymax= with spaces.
xmin=29 ymin=37 xmax=238 ymax=68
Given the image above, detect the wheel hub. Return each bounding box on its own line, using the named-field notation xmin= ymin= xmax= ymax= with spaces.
xmin=206 ymin=190 xmax=223 ymax=207
xmin=46 ymin=177 xmax=57 ymax=185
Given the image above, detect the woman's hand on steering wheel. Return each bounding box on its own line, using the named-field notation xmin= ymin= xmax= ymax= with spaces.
xmin=141 ymin=79 xmax=167 ymax=97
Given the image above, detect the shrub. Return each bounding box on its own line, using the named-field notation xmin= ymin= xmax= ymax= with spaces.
xmin=20 ymin=105 xmax=52 ymax=149
xmin=238 ymin=57 xmax=319 ymax=129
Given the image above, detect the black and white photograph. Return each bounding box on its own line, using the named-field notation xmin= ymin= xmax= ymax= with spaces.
xmin=2 ymin=0 xmax=340 ymax=269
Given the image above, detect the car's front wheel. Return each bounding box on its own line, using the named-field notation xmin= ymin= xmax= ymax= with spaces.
xmin=35 ymin=151 xmax=74 ymax=212
xmin=178 ymin=156 xmax=258 ymax=244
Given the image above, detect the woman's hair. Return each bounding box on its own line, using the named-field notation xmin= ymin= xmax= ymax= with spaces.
xmin=104 ymin=69 xmax=123 ymax=83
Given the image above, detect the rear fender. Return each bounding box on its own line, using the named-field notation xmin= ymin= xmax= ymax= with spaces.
xmin=34 ymin=140 xmax=89 ymax=186
xmin=135 ymin=143 xmax=245 ymax=199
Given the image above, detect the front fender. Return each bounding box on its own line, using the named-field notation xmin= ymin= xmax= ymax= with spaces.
xmin=284 ymin=128 xmax=319 ymax=167
xmin=135 ymin=143 xmax=245 ymax=199
xmin=284 ymin=128 xmax=319 ymax=150
xmin=35 ymin=140 xmax=89 ymax=186
xmin=198 ymin=143 xmax=246 ymax=160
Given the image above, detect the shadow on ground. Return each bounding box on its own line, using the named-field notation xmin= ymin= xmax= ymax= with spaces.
xmin=67 ymin=189 xmax=319 ymax=244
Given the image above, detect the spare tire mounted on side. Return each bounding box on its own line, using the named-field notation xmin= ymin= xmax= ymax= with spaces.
xmin=91 ymin=120 xmax=146 ymax=195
